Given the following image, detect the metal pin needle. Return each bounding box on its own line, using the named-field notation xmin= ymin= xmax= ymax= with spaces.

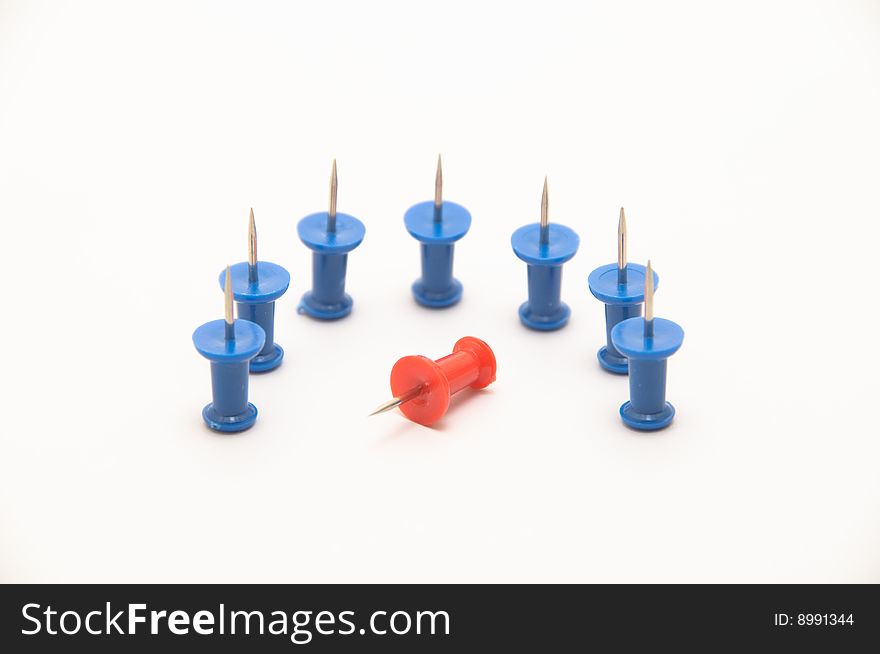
xmin=247 ymin=208 xmax=258 ymax=283
xmin=540 ymin=176 xmax=549 ymax=246
xmin=644 ymin=259 xmax=654 ymax=339
xmin=328 ymin=158 xmax=338 ymax=233
xmin=368 ymin=385 xmax=424 ymax=417
xmin=224 ymin=265 xmax=235 ymax=341
xmin=617 ymin=207 xmax=627 ymax=284
xmin=434 ymin=153 xmax=443 ymax=222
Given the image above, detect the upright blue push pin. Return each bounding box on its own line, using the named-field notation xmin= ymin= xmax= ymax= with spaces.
xmin=403 ymin=155 xmax=471 ymax=307
xmin=193 ymin=267 xmax=267 ymax=432
xmin=611 ymin=261 xmax=684 ymax=431
xmin=511 ymin=178 xmax=580 ymax=330
xmin=297 ymin=160 xmax=366 ymax=320
xmin=588 ymin=208 xmax=659 ymax=374
xmin=219 ymin=209 xmax=290 ymax=372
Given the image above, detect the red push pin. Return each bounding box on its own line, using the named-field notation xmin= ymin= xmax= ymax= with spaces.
xmin=368 ymin=336 xmax=497 ymax=426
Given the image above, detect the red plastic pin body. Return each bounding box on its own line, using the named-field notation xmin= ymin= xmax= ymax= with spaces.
xmin=388 ymin=336 xmax=496 ymax=425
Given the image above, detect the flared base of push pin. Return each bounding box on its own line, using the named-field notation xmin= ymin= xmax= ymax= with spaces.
xmin=597 ymin=346 xmax=629 ymax=374
xmin=518 ymin=301 xmax=570 ymax=331
xmin=412 ymin=278 xmax=463 ymax=308
xmin=250 ymin=344 xmax=284 ymax=373
xmin=619 ymin=401 xmax=675 ymax=431
xmin=202 ymin=403 xmax=258 ymax=433
xmin=297 ymin=292 xmax=353 ymax=320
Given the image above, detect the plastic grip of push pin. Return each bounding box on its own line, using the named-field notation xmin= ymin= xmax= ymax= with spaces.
xmin=192 ymin=319 xmax=266 ymax=432
xmin=220 ymin=261 xmax=290 ymax=372
xmin=588 ymin=263 xmax=659 ymax=374
xmin=390 ymin=336 xmax=496 ymax=426
xmin=511 ymin=223 xmax=579 ymax=330
xmin=297 ymin=212 xmax=365 ymax=320
xmin=404 ymin=201 xmax=472 ymax=307
xmin=610 ymin=317 xmax=684 ymax=431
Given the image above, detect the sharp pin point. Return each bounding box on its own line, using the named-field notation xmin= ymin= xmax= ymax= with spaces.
xmin=540 ymin=176 xmax=549 ymax=245
xmin=617 ymin=207 xmax=628 ymax=284
xmin=434 ymin=153 xmax=443 ymax=221
xmin=644 ymin=259 xmax=654 ymax=338
xmin=224 ymin=265 xmax=235 ymax=340
xmin=247 ymin=208 xmax=258 ymax=283
xmin=328 ymin=158 xmax=338 ymax=232
xmin=368 ymin=386 xmax=423 ymax=417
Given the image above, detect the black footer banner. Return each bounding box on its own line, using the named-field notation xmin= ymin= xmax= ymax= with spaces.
xmin=1 ymin=583 xmax=877 ymax=651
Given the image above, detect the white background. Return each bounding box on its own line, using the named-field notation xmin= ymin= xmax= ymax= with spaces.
xmin=1 ymin=0 xmax=879 ymax=582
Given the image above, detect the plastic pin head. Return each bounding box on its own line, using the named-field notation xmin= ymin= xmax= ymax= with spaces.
xmin=224 ymin=265 xmax=235 ymax=340
xmin=644 ymin=259 xmax=654 ymax=338
xmin=328 ymin=158 xmax=338 ymax=233
xmin=247 ymin=208 xmax=258 ymax=283
xmin=540 ymin=176 xmax=549 ymax=245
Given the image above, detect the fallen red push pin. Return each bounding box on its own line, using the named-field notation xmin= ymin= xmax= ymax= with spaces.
xmin=369 ymin=336 xmax=497 ymax=426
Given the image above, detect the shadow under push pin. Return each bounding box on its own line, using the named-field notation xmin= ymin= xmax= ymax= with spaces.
xmin=369 ymin=336 xmax=496 ymax=426
xmin=219 ymin=209 xmax=290 ymax=372
xmin=403 ymin=155 xmax=472 ymax=307
xmin=610 ymin=261 xmax=684 ymax=431
xmin=193 ymin=267 xmax=267 ymax=432
xmin=588 ymin=208 xmax=659 ymax=374
xmin=511 ymin=178 xmax=580 ymax=330
xmin=297 ymin=160 xmax=366 ymax=320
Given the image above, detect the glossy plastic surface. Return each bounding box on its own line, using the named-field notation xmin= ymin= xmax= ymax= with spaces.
xmin=297 ymin=211 xmax=365 ymax=320
xmin=404 ymin=200 xmax=471 ymax=244
xmin=192 ymin=319 xmax=266 ymax=432
xmin=223 ymin=261 xmax=291 ymax=303
xmin=297 ymin=212 xmax=366 ymax=253
xmin=237 ymin=303 xmax=284 ymax=372
xmin=511 ymin=223 xmax=579 ymax=266
xmin=588 ymin=263 xmax=659 ymax=373
xmin=220 ymin=261 xmax=290 ymax=372
xmin=389 ymin=336 xmax=496 ymax=426
xmin=511 ymin=222 xmax=579 ymax=330
xmin=610 ymin=316 xmax=684 ymax=431
xmin=611 ymin=317 xmax=684 ymax=360
xmin=404 ymin=200 xmax=471 ymax=308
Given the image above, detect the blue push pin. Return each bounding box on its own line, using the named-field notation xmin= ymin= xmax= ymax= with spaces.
xmin=403 ymin=155 xmax=471 ymax=307
xmin=297 ymin=159 xmax=366 ymax=320
xmin=219 ymin=209 xmax=290 ymax=372
xmin=511 ymin=177 xmax=580 ymax=330
xmin=611 ymin=261 xmax=684 ymax=431
xmin=588 ymin=208 xmax=659 ymax=374
xmin=193 ymin=267 xmax=267 ymax=432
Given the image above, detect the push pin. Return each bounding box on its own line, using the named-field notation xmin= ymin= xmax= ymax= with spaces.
xmin=369 ymin=336 xmax=496 ymax=426
xmin=297 ymin=160 xmax=366 ymax=319
xmin=193 ymin=267 xmax=267 ymax=432
xmin=588 ymin=208 xmax=659 ymax=374
xmin=403 ymin=155 xmax=472 ymax=307
xmin=610 ymin=261 xmax=684 ymax=431
xmin=219 ymin=209 xmax=290 ymax=372
xmin=511 ymin=178 xmax=580 ymax=330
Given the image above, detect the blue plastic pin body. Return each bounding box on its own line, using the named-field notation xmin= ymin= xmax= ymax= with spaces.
xmin=588 ymin=263 xmax=660 ymax=374
xmin=511 ymin=223 xmax=580 ymax=330
xmin=404 ymin=200 xmax=471 ymax=307
xmin=192 ymin=319 xmax=266 ymax=432
xmin=219 ymin=261 xmax=290 ymax=372
xmin=611 ymin=316 xmax=684 ymax=430
xmin=297 ymin=212 xmax=365 ymax=320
